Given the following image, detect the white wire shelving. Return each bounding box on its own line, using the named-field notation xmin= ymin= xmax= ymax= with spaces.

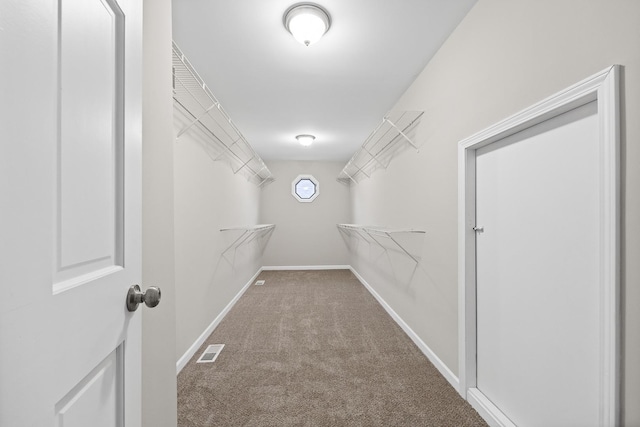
xmin=337 ymin=224 xmax=426 ymax=264
xmin=172 ymin=41 xmax=274 ymax=187
xmin=337 ymin=111 xmax=424 ymax=185
xmin=219 ymin=224 xmax=276 ymax=262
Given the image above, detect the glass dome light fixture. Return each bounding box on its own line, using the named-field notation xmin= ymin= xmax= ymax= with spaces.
xmin=283 ymin=3 xmax=331 ymax=47
xmin=296 ymin=134 xmax=316 ymax=147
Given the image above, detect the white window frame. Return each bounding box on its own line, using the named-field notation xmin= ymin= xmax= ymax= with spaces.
xmin=291 ymin=174 xmax=319 ymax=203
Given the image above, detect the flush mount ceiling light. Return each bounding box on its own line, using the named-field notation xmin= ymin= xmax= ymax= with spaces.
xmin=283 ymin=3 xmax=331 ymax=47
xmin=296 ymin=134 xmax=315 ymax=146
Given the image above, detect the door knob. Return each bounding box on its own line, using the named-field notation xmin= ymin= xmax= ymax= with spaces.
xmin=126 ymin=284 xmax=161 ymax=312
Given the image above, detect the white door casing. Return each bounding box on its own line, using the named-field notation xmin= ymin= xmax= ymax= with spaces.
xmin=0 ymin=0 xmax=142 ymax=425
xmin=458 ymin=66 xmax=620 ymax=426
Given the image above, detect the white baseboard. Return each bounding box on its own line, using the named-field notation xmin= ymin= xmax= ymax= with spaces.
xmin=349 ymin=266 xmax=460 ymax=390
xmin=176 ymin=268 xmax=262 ymax=374
xmin=467 ymin=388 xmax=516 ymax=427
xmin=261 ymin=265 xmax=350 ymax=271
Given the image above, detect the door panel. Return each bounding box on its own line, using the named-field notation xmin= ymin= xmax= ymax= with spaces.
xmin=55 ymin=346 xmax=123 ymax=427
xmin=0 ymin=0 xmax=142 ymax=425
xmin=56 ymin=0 xmax=125 ymax=288
xmin=475 ymin=102 xmax=601 ymax=426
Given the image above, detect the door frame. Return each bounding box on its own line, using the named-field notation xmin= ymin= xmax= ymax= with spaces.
xmin=457 ymin=65 xmax=620 ymax=426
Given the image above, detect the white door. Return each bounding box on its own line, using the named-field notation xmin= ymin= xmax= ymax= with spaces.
xmin=475 ymin=101 xmax=602 ymax=426
xmin=0 ymin=0 xmax=144 ymax=426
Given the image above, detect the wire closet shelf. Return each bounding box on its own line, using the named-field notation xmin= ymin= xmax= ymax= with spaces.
xmin=172 ymin=41 xmax=274 ymax=187
xmin=337 ymin=110 xmax=424 ymax=185
xmin=337 ymin=224 xmax=426 ymax=264
xmin=219 ymin=224 xmax=276 ymax=258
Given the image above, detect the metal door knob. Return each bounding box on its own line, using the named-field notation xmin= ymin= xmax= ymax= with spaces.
xmin=126 ymin=284 xmax=161 ymax=312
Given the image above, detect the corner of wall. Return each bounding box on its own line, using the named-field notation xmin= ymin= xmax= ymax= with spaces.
xmin=142 ymin=0 xmax=178 ymax=425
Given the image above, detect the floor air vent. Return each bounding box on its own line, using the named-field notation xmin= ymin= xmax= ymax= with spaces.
xmin=197 ymin=344 xmax=225 ymax=364
xmin=255 ymin=280 xmax=265 ymax=286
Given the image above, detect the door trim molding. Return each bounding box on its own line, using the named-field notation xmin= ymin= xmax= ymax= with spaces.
xmin=467 ymin=388 xmax=517 ymax=427
xmin=457 ymin=66 xmax=620 ymax=426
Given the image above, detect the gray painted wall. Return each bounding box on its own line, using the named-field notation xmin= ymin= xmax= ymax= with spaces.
xmin=261 ymin=161 xmax=350 ymax=267
xmin=142 ymin=0 xmax=177 ymax=424
xmin=349 ymin=1 xmax=640 ymax=424
xmin=173 ymin=117 xmax=263 ymax=361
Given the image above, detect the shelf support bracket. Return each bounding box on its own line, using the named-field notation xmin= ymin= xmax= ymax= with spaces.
xmin=176 ymin=102 xmax=218 ymax=138
xmin=384 ymin=232 xmax=421 ymax=264
xmin=362 ymin=146 xmax=388 ymax=170
xmin=385 ymin=118 xmax=419 ymax=151
xmin=343 ymin=170 xmax=357 ymax=184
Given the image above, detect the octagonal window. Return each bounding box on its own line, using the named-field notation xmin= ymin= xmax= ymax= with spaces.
xmin=292 ymin=174 xmax=319 ymax=202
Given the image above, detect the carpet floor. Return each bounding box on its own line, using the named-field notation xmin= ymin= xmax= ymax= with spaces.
xmin=177 ymin=269 xmax=487 ymax=426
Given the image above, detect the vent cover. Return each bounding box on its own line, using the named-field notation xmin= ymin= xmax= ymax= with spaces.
xmin=255 ymin=280 xmax=265 ymax=286
xmin=197 ymin=344 xmax=225 ymax=364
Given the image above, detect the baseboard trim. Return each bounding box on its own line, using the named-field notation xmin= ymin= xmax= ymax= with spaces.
xmin=349 ymin=266 xmax=460 ymax=390
xmin=261 ymin=265 xmax=351 ymax=271
xmin=467 ymin=388 xmax=516 ymax=427
xmin=176 ymin=268 xmax=262 ymax=374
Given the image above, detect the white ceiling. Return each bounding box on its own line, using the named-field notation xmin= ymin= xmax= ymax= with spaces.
xmin=172 ymin=0 xmax=477 ymax=162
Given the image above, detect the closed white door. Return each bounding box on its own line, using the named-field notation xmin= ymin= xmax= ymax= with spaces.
xmin=0 ymin=0 xmax=143 ymax=426
xmin=475 ymin=101 xmax=602 ymax=426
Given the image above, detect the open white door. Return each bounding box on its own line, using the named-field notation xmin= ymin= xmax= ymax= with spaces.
xmin=0 ymin=0 xmax=145 ymax=425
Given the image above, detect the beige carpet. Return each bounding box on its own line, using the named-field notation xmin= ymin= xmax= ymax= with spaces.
xmin=177 ymin=270 xmax=487 ymax=426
